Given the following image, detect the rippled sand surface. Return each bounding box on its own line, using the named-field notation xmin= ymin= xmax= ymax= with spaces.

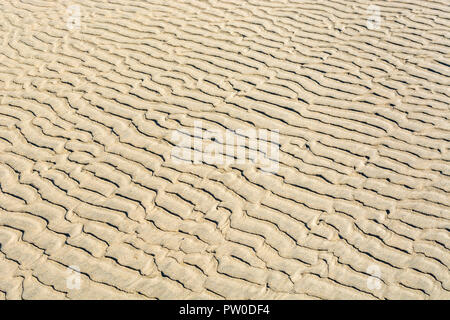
xmin=0 ymin=0 xmax=449 ymax=299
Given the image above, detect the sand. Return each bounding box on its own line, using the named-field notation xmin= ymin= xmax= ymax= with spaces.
xmin=0 ymin=0 xmax=449 ymax=300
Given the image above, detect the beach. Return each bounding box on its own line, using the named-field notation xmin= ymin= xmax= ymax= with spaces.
xmin=0 ymin=0 xmax=449 ymax=299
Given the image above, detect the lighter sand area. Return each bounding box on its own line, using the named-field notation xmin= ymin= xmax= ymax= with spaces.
xmin=0 ymin=0 xmax=449 ymax=299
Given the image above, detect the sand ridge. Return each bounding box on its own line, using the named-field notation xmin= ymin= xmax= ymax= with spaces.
xmin=0 ymin=0 xmax=449 ymax=299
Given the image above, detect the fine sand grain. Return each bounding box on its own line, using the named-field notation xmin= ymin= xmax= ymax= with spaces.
xmin=0 ymin=0 xmax=449 ymax=300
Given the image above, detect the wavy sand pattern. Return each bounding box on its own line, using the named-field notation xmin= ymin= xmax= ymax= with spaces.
xmin=0 ymin=0 xmax=449 ymax=300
